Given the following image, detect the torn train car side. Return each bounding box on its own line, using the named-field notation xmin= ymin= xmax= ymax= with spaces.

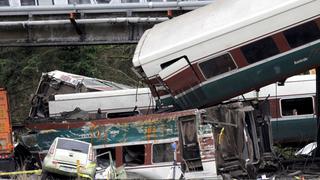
xmin=29 ymin=70 xmax=131 ymax=118
xmin=206 ymin=102 xmax=277 ymax=179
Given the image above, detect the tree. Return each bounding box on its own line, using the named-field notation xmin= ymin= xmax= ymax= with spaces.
xmin=0 ymin=45 xmax=140 ymax=122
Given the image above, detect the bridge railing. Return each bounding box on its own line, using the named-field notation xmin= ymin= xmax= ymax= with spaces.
xmin=0 ymin=0 xmax=212 ymax=45
xmin=0 ymin=0 xmax=212 ymax=15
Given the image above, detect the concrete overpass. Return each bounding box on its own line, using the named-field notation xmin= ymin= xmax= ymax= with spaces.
xmin=0 ymin=1 xmax=211 ymax=46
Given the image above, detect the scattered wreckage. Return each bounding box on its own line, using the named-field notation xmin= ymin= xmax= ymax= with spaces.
xmin=29 ymin=70 xmax=155 ymax=120
xmin=207 ymin=101 xmax=276 ymax=179
xmin=1 ymin=69 xmax=316 ymax=179
xmin=1 ymin=0 xmax=319 ymax=179
xmin=15 ymin=71 xmax=219 ymax=179
xmin=130 ymin=0 xmax=320 ymax=178
xmin=21 ymin=108 xmax=217 ymax=179
xmin=29 ymin=70 xmax=134 ymax=119
xmin=3 ymin=0 xmax=319 ymax=179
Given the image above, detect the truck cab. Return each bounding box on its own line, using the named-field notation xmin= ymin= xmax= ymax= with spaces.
xmin=0 ymin=88 xmax=15 ymax=171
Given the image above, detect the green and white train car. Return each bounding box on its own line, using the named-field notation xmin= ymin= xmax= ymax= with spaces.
xmin=234 ymin=74 xmax=317 ymax=143
xmin=132 ymin=0 xmax=320 ymax=110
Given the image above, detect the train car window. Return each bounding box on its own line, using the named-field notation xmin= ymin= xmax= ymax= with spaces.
xmin=152 ymin=143 xmax=174 ymax=163
xmin=20 ymin=0 xmax=35 ymax=5
xmin=121 ymin=0 xmax=139 ymax=2
xmin=38 ymin=0 xmax=53 ymax=5
xmin=280 ymin=97 xmax=314 ymax=116
xmin=96 ymin=147 xmax=116 ymax=167
xmin=68 ymin=0 xmax=90 ymax=4
xmin=283 ymin=21 xmax=320 ymax=48
xmin=0 ymin=0 xmax=9 ymax=6
xmin=160 ymin=59 xmax=179 ymax=69
xmin=107 ymin=111 xmax=139 ymax=118
xmin=241 ymin=37 xmax=280 ymax=64
xmin=123 ymin=145 xmax=145 ymax=166
xmin=199 ymin=53 xmax=236 ymax=79
xmin=96 ymin=0 xmax=110 ymax=3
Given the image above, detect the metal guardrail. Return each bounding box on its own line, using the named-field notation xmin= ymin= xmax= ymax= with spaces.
xmin=0 ymin=0 xmax=211 ymax=45
xmin=0 ymin=17 xmax=169 ymax=26
xmin=0 ymin=1 xmax=212 ymax=16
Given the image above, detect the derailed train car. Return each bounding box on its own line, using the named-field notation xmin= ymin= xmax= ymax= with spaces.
xmin=29 ymin=70 xmax=156 ymax=121
xmin=233 ymin=74 xmax=317 ymax=143
xmin=132 ymin=0 xmax=320 ymax=110
xmin=22 ymin=105 xmax=277 ymax=179
xmin=21 ymin=109 xmax=219 ymax=179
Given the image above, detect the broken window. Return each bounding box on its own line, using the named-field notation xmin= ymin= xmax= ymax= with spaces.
xmin=152 ymin=143 xmax=174 ymax=163
xmin=199 ymin=53 xmax=237 ymax=79
xmin=280 ymin=97 xmax=314 ymax=116
xmin=96 ymin=147 xmax=116 ymax=168
xmin=0 ymin=0 xmax=9 ymax=6
xmin=123 ymin=145 xmax=145 ymax=166
xmin=178 ymin=115 xmax=203 ymax=172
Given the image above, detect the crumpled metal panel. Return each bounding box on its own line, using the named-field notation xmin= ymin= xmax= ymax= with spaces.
xmin=29 ymin=70 xmax=131 ymax=118
xmin=21 ymin=117 xmax=178 ymax=151
xmin=207 ymin=102 xmax=276 ymax=179
xmin=21 ymin=109 xmax=212 ymax=153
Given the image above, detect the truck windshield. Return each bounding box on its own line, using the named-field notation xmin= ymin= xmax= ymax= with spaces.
xmin=56 ymin=139 xmax=89 ymax=154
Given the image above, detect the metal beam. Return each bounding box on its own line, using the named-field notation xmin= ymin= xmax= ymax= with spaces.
xmin=0 ymin=17 xmax=168 ymax=26
xmin=0 ymin=19 xmax=158 ymax=46
xmin=0 ymin=1 xmax=208 ymax=46
xmin=0 ymin=10 xmax=169 ymax=46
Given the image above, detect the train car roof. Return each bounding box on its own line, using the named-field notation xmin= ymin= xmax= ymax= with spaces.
xmin=47 ymin=70 xmax=131 ymax=90
xmin=133 ymin=0 xmax=317 ymax=67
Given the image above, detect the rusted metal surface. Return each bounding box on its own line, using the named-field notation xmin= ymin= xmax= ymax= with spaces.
xmin=199 ymin=135 xmax=215 ymax=160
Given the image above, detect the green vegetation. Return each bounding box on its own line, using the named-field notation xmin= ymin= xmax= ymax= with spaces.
xmin=0 ymin=45 xmax=140 ymax=123
xmin=273 ymin=145 xmax=300 ymax=160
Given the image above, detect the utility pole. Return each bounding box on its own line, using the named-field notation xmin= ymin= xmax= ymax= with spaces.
xmin=316 ymin=67 xmax=320 ymax=157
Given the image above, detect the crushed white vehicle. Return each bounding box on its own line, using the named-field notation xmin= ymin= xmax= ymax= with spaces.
xmin=42 ymin=137 xmax=96 ymax=179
